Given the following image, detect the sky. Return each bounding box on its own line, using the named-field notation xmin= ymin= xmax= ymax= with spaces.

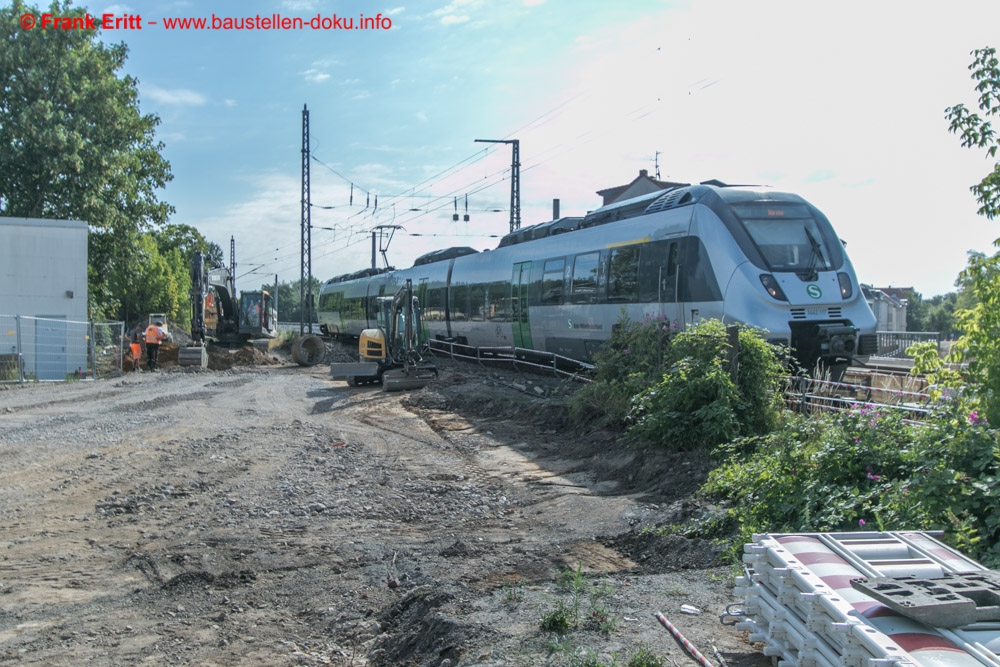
xmin=68 ymin=0 xmax=1000 ymax=297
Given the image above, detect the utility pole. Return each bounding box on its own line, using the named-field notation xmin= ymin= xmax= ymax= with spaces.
xmin=654 ymin=150 xmax=662 ymax=180
xmin=300 ymin=104 xmax=313 ymax=335
xmin=229 ymin=236 xmax=237 ymax=297
xmin=474 ymin=138 xmax=520 ymax=233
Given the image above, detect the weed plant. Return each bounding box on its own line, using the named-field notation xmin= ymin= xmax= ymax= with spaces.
xmin=571 ymin=314 xmax=785 ymax=451
xmin=703 ymin=398 xmax=1000 ymax=566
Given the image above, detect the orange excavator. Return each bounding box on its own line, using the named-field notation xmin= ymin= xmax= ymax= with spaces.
xmin=178 ymin=251 xmax=278 ymax=367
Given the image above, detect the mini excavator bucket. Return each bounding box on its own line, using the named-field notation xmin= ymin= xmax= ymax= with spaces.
xmin=381 ymin=365 xmax=438 ymax=392
xmin=177 ymin=346 xmax=208 ymax=368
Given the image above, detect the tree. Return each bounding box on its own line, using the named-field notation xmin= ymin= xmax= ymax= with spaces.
xmin=265 ymin=278 xmax=320 ymax=323
xmin=946 ymin=47 xmax=1000 ymax=221
xmin=943 ymin=47 xmax=1000 ymax=423
xmin=904 ymin=290 xmax=927 ymax=331
xmin=0 ymin=0 xmax=173 ymax=318
xmin=153 ymin=224 xmax=211 ymax=265
xmin=924 ymin=292 xmax=960 ymax=339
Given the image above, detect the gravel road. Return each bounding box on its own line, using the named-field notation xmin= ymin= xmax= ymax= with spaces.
xmin=0 ymin=349 xmax=768 ymax=666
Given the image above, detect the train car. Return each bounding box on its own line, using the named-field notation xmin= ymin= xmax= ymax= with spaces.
xmin=318 ymin=183 xmax=878 ymax=373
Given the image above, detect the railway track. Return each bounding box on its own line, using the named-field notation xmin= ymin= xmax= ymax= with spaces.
xmin=785 ymin=365 xmax=932 ymax=422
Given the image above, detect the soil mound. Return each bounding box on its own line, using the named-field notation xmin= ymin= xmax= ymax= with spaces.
xmin=206 ymin=345 xmax=283 ymax=370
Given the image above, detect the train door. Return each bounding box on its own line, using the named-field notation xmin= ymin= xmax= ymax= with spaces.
xmin=662 ymin=240 xmax=683 ymax=327
xmin=511 ymin=262 xmax=532 ymax=348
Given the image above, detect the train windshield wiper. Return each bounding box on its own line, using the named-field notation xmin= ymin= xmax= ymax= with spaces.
xmin=801 ymin=227 xmax=826 ymax=280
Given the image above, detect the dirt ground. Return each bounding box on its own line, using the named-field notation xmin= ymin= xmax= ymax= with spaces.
xmin=0 ymin=341 xmax=769 ymax=666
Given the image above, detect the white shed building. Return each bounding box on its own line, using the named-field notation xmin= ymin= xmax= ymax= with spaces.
xmin=0 ymin=217 xmax=89 ymax=380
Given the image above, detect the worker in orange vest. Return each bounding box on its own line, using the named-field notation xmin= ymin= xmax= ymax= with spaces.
xmin=145 ymin=320 xmax=169 ymax=371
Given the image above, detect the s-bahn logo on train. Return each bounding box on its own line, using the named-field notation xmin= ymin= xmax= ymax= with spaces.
xmin=806 ymin=284 xmax=822 ymax=299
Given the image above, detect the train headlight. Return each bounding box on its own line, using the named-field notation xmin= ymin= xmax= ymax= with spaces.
xmin=837 ymin=272 xmax=853 ymax=300
xmin=759 ymin=274 xmax=787 ymax=301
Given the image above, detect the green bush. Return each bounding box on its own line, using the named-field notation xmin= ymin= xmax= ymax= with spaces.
xmin=627 ymin=319 xmax=786 ymax=451
xmin=570 ymin=311 xmax=675 ymax=428
xmin=703 ymin=400 xmax=1000 ymax=566
xmin=570 ymin=315 xmax=785 ymax=450
xmin=629 ymin=354 xmax=739 ymax=450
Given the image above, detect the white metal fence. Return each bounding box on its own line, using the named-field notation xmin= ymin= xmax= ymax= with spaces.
xmin=0 ymin=315 xmax=124 ymax=383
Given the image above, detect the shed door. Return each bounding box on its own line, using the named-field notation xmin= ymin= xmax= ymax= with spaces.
xmin=35 ymin=316 xmax=67 ymax=380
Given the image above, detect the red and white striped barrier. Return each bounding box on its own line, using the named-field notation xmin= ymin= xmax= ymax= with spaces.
xmin=736 ymin=532 xmax=999 ymax=666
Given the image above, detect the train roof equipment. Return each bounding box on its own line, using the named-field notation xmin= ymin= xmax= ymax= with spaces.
xmin=413 ymin=246 xmax=479 ymax=266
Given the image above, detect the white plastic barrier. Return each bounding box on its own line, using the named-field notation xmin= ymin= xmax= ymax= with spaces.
xmin=736 ymin=532 xmax=1000 ymax=667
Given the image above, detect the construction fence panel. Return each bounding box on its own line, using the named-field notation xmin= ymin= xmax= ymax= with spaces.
xmin=0 ymin=315 xmax=124 ymax=383
xmin=0 ymin=314 xmax=25 ymax=383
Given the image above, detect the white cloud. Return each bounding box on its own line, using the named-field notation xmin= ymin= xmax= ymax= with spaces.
xmin=100 ymin=4 xmax=132 ymax=14
xmin=523 ymin=0 xmax=544 ymax=5
xmin=388 ymin=6 xmax=406 ymax=15
xmin=432 ymin=0 xmax=477 ymax=25
xmin=301 ymin=59 xmax=339 ymax=84
xmin=224 ymin=99 xmax=237 ymax=108
xmin=416 ymin=112 xmax=428 ymax=122
xmin=143 ymin=85 xmax=206 ymax=106
xmin=302 ymin=69 xmax=331 ymax=83
xmin=281 ymin=0 xmax=317 ymax=11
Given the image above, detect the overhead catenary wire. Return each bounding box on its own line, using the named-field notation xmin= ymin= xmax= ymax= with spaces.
xmin=240 ymin=89 xmax=664 ymax=282
xmin=303 ymin=92 xmax=590 ymax=229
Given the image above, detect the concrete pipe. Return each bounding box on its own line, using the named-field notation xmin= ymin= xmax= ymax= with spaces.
xmin=291 ymin=334 xmax=326 ymax=366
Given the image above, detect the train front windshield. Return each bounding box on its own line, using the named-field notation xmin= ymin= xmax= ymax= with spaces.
xmin=730 ymin=202 xmax=839 ymax=274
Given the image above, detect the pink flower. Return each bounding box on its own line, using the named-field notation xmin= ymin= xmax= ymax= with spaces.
xmin=859 ymin=519 xmax=866 ymax=527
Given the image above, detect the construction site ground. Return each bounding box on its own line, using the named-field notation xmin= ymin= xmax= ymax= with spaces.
xmin=0 ymin=341 xmax=769 ymax=666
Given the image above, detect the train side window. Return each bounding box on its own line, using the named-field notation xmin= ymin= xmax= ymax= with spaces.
xmin=571 ymin=252 xmax=599 ymax=304
xmin=608 ymin=246 xmax=639 ymax=303
xmin=346 ymin=297 xmax=364 ymax=320
xmin=488 ymin=282 xmax=508 ymax=321
xmin=667 ymin=241 xmax=678 ymax=276
xmin=638 ymin=241 xmax=670 ymax=302
xmin=451 ymin=284 xmax=468 ymax=322
xmin=470 ymin=285 xmax=486 ymax=321
xmin=541 ymin=258 xmax=565 ymax=305
xmin=426 ymin=287 xmax=445 ymax=321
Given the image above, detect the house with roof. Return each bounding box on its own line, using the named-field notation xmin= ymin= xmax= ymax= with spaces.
xmin=595 ymin=169 xmax=689 ymax=206
xmin=862 ymin=285 xmax=908 ymax=332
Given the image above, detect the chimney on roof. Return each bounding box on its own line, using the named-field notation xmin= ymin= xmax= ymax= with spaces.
xmin=552 ymin=198 xmax=560 ymax=219
xmin=639 ymin=169 xmax=648 ymax=178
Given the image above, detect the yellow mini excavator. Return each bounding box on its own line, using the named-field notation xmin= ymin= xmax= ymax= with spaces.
xmin=330 ymin=278 xmax=437 ymax=391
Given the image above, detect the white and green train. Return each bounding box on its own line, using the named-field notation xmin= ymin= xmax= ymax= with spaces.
xmin=318 ymin=183 xmax=878 ymax=373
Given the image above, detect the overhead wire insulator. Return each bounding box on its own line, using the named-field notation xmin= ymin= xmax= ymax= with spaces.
xmin=453 ymin=196 xmax=459 ymax=221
